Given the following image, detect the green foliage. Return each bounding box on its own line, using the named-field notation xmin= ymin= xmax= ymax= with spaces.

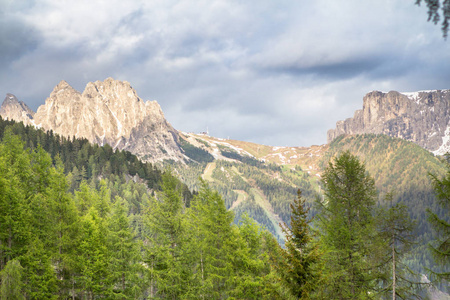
xmin=107 ymin=197 xmax=143 ymax=299
xmin=428 ymin=153 xmax=450 ymax=282
xmin=316 ymin=151 xmax=380 ymax=298
xmin=275 ymin=190 xmax=322 ymax=299
xmin=0 ymin=259 xmax=24 ymax=300
xmin=415 ymin=0 xmax=450 ymax=37
xmin=179 ymin=137 xmax=214 ymax=163
xmin=377 ymin=194 xmax=424 ymax=299
xmin=233 ymin=196 xmax=276 ymax=234
xmin=0 ymin=116 xmax=164 ymax=191
xmin=324 ymin=134 xmax=446 ymax=275
xmin=144 ymin=171 xmax=191 ymax=299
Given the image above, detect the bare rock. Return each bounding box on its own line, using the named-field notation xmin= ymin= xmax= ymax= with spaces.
xmin=327 ymin=90 xmax=450 ymax=155
xmin=32 ymin=78 xmax=184 ymax=162
xmin=0 ymin=93 xmax=35 ymax=125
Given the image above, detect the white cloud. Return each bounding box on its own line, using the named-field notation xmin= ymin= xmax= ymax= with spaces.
xmin=1 ymin=0 xmax=450 ymax=146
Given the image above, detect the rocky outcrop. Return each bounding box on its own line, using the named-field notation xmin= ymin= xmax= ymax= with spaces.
xmin=1 ymin=78 xmax=185 ymax=162
xmin=327 ymin=90 xmax=450 ymax=155
xmin=0 ymin=93 xmax=35 ymax=125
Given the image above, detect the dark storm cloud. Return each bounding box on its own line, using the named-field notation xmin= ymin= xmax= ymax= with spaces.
xmin=0 ymin=14 xmax=40 ymax=66
xmin=263 ymin=56 xmax=386 ymax=80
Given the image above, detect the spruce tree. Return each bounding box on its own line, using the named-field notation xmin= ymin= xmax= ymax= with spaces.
xmin=276 ymin=190 xmax=321 ymax=299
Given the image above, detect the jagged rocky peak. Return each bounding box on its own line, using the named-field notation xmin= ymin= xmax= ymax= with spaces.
xmin=31 ymin=78 xmax=184 ymax=162
xmin=0 ymin=93 xmax=35 ymax=125
xmin=327 ymin=90 xmax=450 ymax=155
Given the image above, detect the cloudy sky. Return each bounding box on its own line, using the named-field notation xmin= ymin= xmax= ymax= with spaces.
xmin=1 ymin=0 xmax=449 ymax=146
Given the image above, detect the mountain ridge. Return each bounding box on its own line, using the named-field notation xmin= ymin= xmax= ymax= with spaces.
xmin=327 ymin=90 xmax=450 ymax=155
xmin=1 ymin=78 xmax=185 ymax=162
xmin=2 ymin=79 xmax=449 ymax=167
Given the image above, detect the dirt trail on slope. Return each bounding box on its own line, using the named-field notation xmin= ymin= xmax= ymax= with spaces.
xmin=201 ymin=162 xmax=216 ymax=181
xmin=229 ymin=190 xmax=248 ymax=210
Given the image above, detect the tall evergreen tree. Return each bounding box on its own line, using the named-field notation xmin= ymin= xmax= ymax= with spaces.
xmin=107 ymin=196 xmax=143 ymax=299
xmin=378 ymin=194 xmax=422 ymax=299
xmin=77 ymin=208 xmax=109 ymax=299
xmin=276 ymin=190 xmax=321 ymax=299
xmin=144 ymin=171 xmax=190 ymax=299
xmin=0 ymin=130 xmax=32 ymax=269
xmin=187 ymin=180 xmax=236 ymax=299
xmin=428 ymin=153 xmax=450 ymax=282
xmin=316 ymin=151 xmax=379 ymax=299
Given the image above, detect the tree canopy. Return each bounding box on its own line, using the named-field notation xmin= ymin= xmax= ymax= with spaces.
xmin=416 ymin=0 xmax=450 ymax=37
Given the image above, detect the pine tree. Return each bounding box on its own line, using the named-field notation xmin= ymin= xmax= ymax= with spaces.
xmin=20 ymin=239 xmax=58 ymax=300
xmin=276 ymin=190 xmax=321 ymax=299
xmin=428 ymin=153 xmax=450 ymax=282
xmin=316 ymin=151 xmax=379 ymax=299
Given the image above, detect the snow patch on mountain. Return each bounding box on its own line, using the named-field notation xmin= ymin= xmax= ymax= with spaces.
xmin=433 ymin=125 xmax=450 ymax=156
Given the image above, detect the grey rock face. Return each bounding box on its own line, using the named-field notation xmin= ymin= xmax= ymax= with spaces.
xmin=2 ymin=78 xmax=185 ymax=162
xmin=0 ymin=93 xmax=35 ymax=125
xmin=327 ymin=90 xmax=450 ymax=155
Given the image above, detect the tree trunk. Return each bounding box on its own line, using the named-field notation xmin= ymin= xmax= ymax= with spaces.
xmin=392 ymin=234 xmax=396 ymax=300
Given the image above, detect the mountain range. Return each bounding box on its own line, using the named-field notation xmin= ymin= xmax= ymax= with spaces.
xmin=2 ymin=78 xmax=449 ymax=164
xmin=1 ymin=78 xmax=449 ymax=288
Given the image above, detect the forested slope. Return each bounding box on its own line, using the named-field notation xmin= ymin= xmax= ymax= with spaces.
xmin=322 ymin=134 xmax=447 ymax=275
xmin=0 ymin=117 xmax=295 ymax=299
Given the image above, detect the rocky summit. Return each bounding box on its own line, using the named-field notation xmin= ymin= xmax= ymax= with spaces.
xmin=0 ymin=93 xmax=35 ymax=126
xmin=327 ymin=90 xmax=450 ymax=155
xmin=0 ymin=78 xmax=185 ymax=162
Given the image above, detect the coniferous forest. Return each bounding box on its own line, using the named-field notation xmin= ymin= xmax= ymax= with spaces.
xmin=0 ymin=117 xmax=449 ymax=299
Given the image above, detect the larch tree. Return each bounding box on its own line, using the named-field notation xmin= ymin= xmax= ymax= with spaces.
xmin=0 ymin=258 xmax=24 ymax=300
xmin=316 ymin=151 xmax=380 ymax=299
xmin=144 ymin=171 xmax=190 ymax=299
xmin=428 ymin=153 xmax=450 ymax=282
xmin=378 ymin=194 xmax=422 ymax=299
xmin=186 ymin=180 xmax=236 ymax=299
xmin=107 ymin=196 xmax=143 ymax=299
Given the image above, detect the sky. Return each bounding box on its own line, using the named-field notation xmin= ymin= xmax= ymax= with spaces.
xmin=1 ymin=0 xmax=450 ymax=147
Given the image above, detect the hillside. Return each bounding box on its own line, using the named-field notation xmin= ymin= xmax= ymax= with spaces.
xmin=0 ymin=110 xmax=447 ymax=297
xmin=327 ymin=90 xmax=450 ymax=155
xmin=171 ymin=132 xmax=447 ymax=259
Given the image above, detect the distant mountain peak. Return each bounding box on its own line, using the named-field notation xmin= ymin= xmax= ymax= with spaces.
xmin=0 ymin=93 xmax=35 ymax=125
xmin=3 ymin=78 xmax=186 ymax=162
xmin=327 ymin=90 xmax=450 ymax=155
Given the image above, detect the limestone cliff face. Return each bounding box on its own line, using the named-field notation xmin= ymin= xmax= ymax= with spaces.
xmin=1 ymin=78 xmax=185 ymax=162
xmin=0 ymin=93 xmax=35 ymax=125
xmin=327 ymin=90 xmax=450 ymax=155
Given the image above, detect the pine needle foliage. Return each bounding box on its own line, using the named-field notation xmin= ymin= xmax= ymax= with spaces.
xmin=277 ymin=189 xmax=321 ymax=299
xmin=428 ymin=153 xmax=450 ymax=282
